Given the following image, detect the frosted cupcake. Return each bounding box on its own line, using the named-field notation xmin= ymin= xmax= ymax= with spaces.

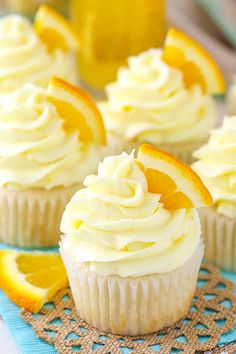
xmin=0 ymin=77 xmax=106 ymax=247
xmin=100 ymin=28 xmax=225 ymax=164
xmin=193 ymin=116 xmax=236 ymax=272
xmin=0 ymin=5 xmax=79 ymax=93
xmin=60 ymin=144 xmax=212 ymax=335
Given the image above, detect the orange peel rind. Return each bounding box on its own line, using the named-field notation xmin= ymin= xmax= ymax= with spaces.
xmin=138 ymin=144 xmax=213 ymax=210
xmin=0 ymin=250 xmax=68 ymax=313
xmin=34 ymin=4 xmax=80 ymax=52
xmin=47 ymin=77 xmax=106 ymax=145
xmin=163 ymin=27 xmax=225 ymax=94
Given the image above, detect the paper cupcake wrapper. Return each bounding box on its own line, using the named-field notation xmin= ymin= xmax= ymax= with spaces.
xmin=0 ymin=184 xmax=80 ymax=248
xmin=199 ymin=207 xmax=236 ymax=272
xmin=60 ymin=240 xmax=203 ymax=336
xmin=102 ymin=132 xmax=204 ymax=164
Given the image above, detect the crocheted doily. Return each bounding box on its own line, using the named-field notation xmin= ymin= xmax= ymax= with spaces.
xmin=21 ymin=263 xmax=236 ymax=354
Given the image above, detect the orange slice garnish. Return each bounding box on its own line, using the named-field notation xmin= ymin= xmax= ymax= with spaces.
xmin=0 ymin=250 xmax=68 ymax=313
xmin=47 ymin=77 xmax=106 ymax=145
xmin=34 ymin=4 xmax=80 ymax=52
xmin=138 ymin=144 xmax=213 ymax=210
xmin=162 ymin=27 xmax=225 ymax=94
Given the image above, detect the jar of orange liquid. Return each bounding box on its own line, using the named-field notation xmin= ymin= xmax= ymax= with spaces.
xmin=70 ymin=0 xmax=166 ymax=92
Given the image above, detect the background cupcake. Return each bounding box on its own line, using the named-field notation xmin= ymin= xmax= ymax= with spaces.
xmin=60 ymin=144 xmax=212 ymax=335
xmin=193 ymin=116 xmax=236 ymax=271
xmin=0 ymin=4 xmax=79 ymax=93
xmin=0 ymin=77 xmax=106 ymax=247
xmin=99 ymin=28 xmax=225 ymax=164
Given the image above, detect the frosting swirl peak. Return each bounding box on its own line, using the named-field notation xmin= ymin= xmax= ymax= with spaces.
xmin=193 ymin=116 xmax=236 ymax=219
xmin=0 ymin=84 xmax=101 ymax=190
xmin=0 ymin=15 xmax=77 ymax=92
xmin=61 ymin=151 xmax=201 ymax=277
xmin=99 ymin=49 xmax=216 ymax=145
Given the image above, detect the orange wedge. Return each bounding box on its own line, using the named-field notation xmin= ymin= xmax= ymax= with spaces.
xmin=34 ymin=4 xmax=80 ymax=52
xmin=162 ymin=27 xmax=225 ymax=94
xmin=138 ymin=144 xmax=213 ymax=210
xmin=47 ymin=77 xmax=106 ymax=145
xmin=0 ymin=250 xmax=68 ymax=313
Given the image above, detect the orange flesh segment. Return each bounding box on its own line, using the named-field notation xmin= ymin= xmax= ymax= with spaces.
xmin=182 ymin=61 xmax=206 ymax=91
xmin=162 ymin=27 xmax=225 ymax=94
xmin=162 ymin=191 xmax=193 ymax=210
xmin=47 ymin=77 xmax=106 ymax=145
xmin=0 ymin=251 xmax=68 ymax=313
xmin=35 ymin=27 xmax=68 ymax=52
xmin=48 ymin=96 xmax=93 ymax=143
xmin=163 ymin=45 xmax=207 ymax=92
xmin=162 ymin=47 xmax=186 ymax=68
xmin=142 ymin=166 xmax=194 ymax=210
xmin=145 ymin=168 xmax=177 ymax=199
xmin=138 ymin=143 xmax=213 ymax=210
xmin=34 ymin=4 xmax=80 ymax=52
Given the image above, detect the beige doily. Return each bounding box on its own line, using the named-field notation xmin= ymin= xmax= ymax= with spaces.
xmin=21 ymin=263 xmax=236 ymax=354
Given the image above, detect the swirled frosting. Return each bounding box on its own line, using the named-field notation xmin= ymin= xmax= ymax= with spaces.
xmin=0 ymin=15 xmax=77 ymax=93
xmin=0 ymin=84 xmax=101 ymax=190
xmin=99 ymin=49 xmax=216 ymax=146
xmin=193 ymin=116 xmax=236 ymax=219
xmin=60 ymin=151 xmax=201 ymax=277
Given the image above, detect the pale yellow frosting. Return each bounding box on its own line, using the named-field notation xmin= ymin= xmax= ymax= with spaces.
xmin=99 ymin=49 xmax=216 ymax=146
xmin=60 ymin=151 xmax=201 ymax=277
xmin=0 ymin=15 xmax=77 ymax=93
xmin=0 ymin=84 xmax=101 ymax=190
xmin=193 ymin=116 xmax=236 ymax=219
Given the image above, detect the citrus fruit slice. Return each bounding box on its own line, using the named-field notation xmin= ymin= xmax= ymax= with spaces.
xmin=47 ymin=77 xmax=106 ymax=145
xmin=0 ymin=250 xmax=68 ymax=313
xmin=138 ymin=144 xmax=213 ymax=210
xmin=34 ymin=4 xmax=80 ymax=52
xmin=162 ymin=27 xmax=225 ymax=94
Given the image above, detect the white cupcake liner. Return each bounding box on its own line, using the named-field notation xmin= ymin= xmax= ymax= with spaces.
xmin=60 ymin=240 xmax=203 ymax=336
xmin=199 ymin=207 xmax=236 ymax=272
xmin=102 ymin=132 xmax=205 ymax=164
xmin=0 ymin=184 xmax=80 ymax=248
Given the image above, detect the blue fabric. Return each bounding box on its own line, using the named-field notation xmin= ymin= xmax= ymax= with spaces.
xmin=0 ymin=243 xmax=57 ymax=353
xmin=0 ymin=242 xmax=236 ymax=353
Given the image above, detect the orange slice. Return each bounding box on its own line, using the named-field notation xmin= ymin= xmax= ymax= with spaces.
xmin=0 ymin=250 xmax=68 ymax=313
xmin=34 ymin=4 xmax=80 ymax=52
xmin=162 ymin=27 xmax=225 ymax=94
xmin=138 ymin=144 xmax=213 ymax=210
xmin=47 ymin=77 xmax=106 ymax=145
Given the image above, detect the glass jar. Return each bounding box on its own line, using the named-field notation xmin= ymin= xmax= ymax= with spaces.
xmin=70 ymin=0 xmax=166 ymax=91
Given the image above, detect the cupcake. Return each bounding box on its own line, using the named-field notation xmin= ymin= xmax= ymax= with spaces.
xmin=0 ymin=5 xmax=79 ymax=93
xmin=60 ymin=144 xmax=212 ymax=335
xmin=193 ymin=116 xmax=236 ymax=272
xmin=0 ymin=77 xmax=106 ymax=247
xmin=99 ymin=28 xmax=225 ymax=164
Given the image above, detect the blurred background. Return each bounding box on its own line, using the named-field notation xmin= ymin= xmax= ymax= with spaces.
xmin=0 ymin=0 xmax=235 ymax=94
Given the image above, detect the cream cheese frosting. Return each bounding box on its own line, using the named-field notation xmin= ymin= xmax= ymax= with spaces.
xmin=99 ymin=49 xmax=216 ymax=146
xmin=0 ymin=84 xmax=101 ymax=190
xmin=0 ymin=15 xmax=77 ymax=93
xmin=193 ymin=116 xmax=236 ymax=219
xmin=60 ymin=151 xmax=201 ymax=277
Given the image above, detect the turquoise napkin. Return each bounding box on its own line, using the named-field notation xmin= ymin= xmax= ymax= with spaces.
xmin=0 ymin=243 xmax=236 ymax=353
